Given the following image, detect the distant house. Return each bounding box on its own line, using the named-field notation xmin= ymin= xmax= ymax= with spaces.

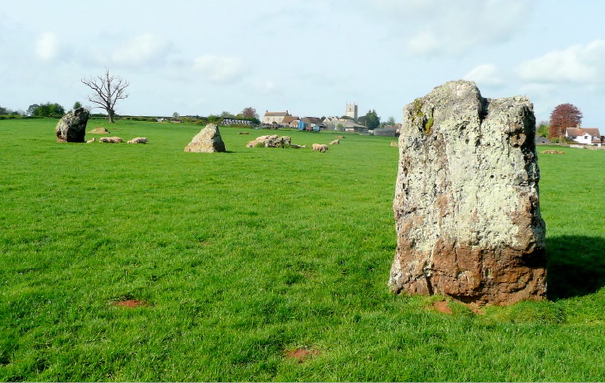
xmin=324 ymin=117 xmax=365 ymax=132
xmin=301 ymin=117 xmax=326 ymax=130
xmin=565 ymin=127 xmax=603 ymax=145
xmin=262 ymin=110 xmax=291 ymax=125
xmin=281 ymin=115 xmax=300 ymax=127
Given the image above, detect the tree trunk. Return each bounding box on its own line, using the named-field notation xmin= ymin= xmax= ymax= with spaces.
xmin=108 ymin=109 xmax=115 ymax=124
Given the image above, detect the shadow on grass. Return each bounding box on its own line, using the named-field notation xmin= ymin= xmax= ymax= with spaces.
xmin=547 ymin=235 xmax=605 ymax=300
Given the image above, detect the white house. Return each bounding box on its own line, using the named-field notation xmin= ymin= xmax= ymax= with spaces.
xmin=262 ymin=110 xmax=291 ymax=125
xmin=565 ymin=127 xmax=603 ymax=145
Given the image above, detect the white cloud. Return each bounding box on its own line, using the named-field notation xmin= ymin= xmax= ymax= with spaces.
xmin=111 ymin=33 xmax=172 ymax=67
xmin=374 ymin=0 xmax=533 ymax=56
xmin=517 ymin=40 xmax=605 ymax=84
xmin=35 ymin=32 xmax=60 ymax=61
xmin=464 ymin=64 xmax=504 ymax=87
xmin=192 ymin=55 xmax=247 ymax=84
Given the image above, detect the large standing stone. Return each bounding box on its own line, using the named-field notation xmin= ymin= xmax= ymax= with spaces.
xmin=184 ymin=123 xmax=226 ymax=153
xmin=391 ymin=80 xmax=546 ymax=305
xmin=55 ymin=108 xmax=90 ymax=142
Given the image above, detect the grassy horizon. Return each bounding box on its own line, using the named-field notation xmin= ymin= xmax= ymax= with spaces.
xmin=1 ymin=118 xmax=604 ymax=381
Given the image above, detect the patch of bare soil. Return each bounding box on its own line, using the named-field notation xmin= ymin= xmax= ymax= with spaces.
xmin=468 ymin=303 xmax=485 ymax=315
xmin=285 ymin=348 xmax=320 ymax=363
xmin=432 ymin=300 xmax=453 ymax=314
xmin=114 ymin=299 xmax=148 ymax=308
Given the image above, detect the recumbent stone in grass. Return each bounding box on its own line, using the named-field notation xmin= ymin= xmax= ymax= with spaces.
xmin=89 ymin=127 xmax=110 ymax=134
xmin=184 ymin=123 xmax=226 ymax=153
xmin=246 ymin=135 xmax=292 ymax=148
xmin=55 ymin=108 xmax=90 ymax=142
xmin=391 ymin=80 xmax=546 ymax=306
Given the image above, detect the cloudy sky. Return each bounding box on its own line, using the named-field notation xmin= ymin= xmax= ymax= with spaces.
xmin=1 ymin=0 xmax=604 ymax=125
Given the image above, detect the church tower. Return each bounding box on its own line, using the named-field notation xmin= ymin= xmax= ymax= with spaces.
xmin=345 ymin=102 xmax=358 ymax=121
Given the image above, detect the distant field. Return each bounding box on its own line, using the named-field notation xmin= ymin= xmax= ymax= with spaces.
xmin=1 ymin=118 xmax=604 ymax=381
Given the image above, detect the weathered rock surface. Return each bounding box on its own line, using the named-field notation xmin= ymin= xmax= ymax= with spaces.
xmin=391 ymin=80 xmax=546 ymax=305
xmin=246 ymin=135 xmax=292 ymax=148
xmin=89 ymin=127 xmax=110 ymax=134
xmin=55 ymin=108 xmax=90 ymax=142
xmin=184 ymin=124 xmax=226 ymax=153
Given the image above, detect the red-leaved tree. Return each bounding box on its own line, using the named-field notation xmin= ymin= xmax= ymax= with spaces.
xmin=242 ymin=107 xmax=258 ymax=119
xmin=549 ymin=103 xmax=583 ymax=139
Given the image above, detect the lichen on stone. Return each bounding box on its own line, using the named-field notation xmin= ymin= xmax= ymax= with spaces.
xmin=391 ymin=80 xmax=546 ymax=306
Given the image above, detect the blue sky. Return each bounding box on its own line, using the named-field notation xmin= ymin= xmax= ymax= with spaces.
xmin=1 ymin=0 xmax=604 ymax=126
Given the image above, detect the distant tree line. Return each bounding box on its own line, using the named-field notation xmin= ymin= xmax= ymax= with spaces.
xmin=356 ymin=110 xmax=381 ymax=130
xmin=0 ymin=105 xmax=23 ymax=117
xmin=180 ymin=114 xmax=260 ymax=126
xmin=172 ymin=107 xmax=260 ymax=126
xmin=26 ymin=102 xmax=66 ymax=118
xmin=1 ymin=101 xmax=88 ymax=119
xmin=214 ymin=107 xmax=260 ymax=124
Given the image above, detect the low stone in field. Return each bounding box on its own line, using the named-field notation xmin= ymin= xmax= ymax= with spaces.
xmin=246 ymin=135 xmax=292 ymax=148
xmin=89 ymin=127 xmax=110 ymax=134
xmin=55 ymin=108 xmax=90 ymax=142
xmin=184 ymin=123 xmax=226 ymax=153
xmin=391 ymin=80 xmax=546 ymax=306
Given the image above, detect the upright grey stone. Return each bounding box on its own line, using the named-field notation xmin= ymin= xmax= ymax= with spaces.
xmin=391 ymin=80 xmax=546 ymax=305
xmin=55 ymin=108 xmax=90 ymax=142
xmin=184 ymin=123 xmax=226 ymax=153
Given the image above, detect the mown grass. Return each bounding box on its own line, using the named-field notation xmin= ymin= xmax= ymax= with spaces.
xmin=0 ymin=119 xmax=604 ymax=381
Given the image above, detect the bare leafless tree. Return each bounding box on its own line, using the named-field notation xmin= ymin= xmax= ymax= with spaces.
xmin=81 ymin=69 xmax=129 ymax=123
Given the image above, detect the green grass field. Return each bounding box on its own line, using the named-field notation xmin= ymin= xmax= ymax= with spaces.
xmin=1 ymin=118 xmax=604 ymax=381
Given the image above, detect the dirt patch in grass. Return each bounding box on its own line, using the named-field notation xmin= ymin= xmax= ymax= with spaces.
xmin=430 ymin=300 xmax=485 ymax=315
xmin=432 ymin=300 xmax=452 ymax=314
xmin=285 ymin=348 xmax=320 ymax=363
xmin=114 ymin=299 xmax=148 ymax=308
xmin=468 ymin=303 xmax=485 ymax=315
